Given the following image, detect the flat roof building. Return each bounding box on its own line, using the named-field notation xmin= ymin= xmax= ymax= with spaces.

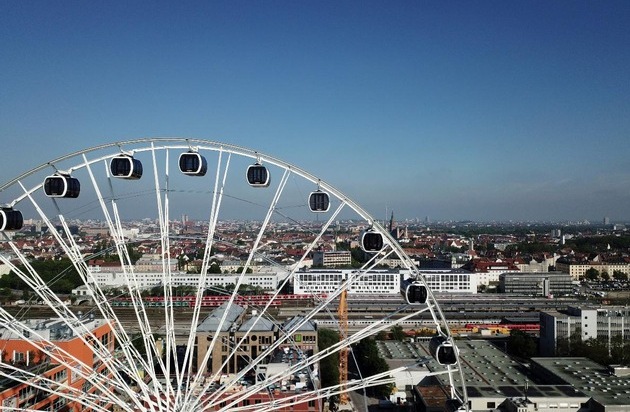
xmin=379 ymin=339 xmax=589 ymax=411
xmin=540 ymin=305 xmax=630 ymax=356
xmin=531 ymin=357 xmax=630 ymax=412
xmin=499 ymin=272 xmax=573 ymax=297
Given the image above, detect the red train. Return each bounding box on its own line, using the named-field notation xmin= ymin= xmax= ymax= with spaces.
xmin=464 ymin=323 xmax=540 ymax=332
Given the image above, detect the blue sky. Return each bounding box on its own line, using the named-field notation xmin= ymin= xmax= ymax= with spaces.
xmin=1 ymin=1 xmax=629 ymax=222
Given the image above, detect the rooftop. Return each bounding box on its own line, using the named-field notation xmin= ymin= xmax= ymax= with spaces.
xmin=197 ymin=302 xmax=246 ymax=332
xmin=531 ymin=357 xmax=630 ymax=408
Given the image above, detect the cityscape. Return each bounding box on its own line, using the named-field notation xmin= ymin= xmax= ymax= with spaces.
xmin=2 ymin=1 xmax=630 ymax=412
xmin=1 ymin=139 xmax=629 ymax=412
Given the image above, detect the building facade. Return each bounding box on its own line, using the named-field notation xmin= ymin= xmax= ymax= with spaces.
xmin=499 ymin=272 xmax=573 ymax=296
xmin=312 ymin=250 xmax=351 ymax=268
xmin=540 ymin=306 xmax=630 ymax=356
xmin=419 ymin=269 xmax=477 ymax=294
xmin=555 ymin=260 xmax=630 ymax=280
xmin=0 ymin=318 xmax=114 ymax=411
xmin=293 ymin=269 xmax=399 ymax=295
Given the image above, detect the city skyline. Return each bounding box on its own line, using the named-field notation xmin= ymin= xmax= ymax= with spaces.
xmin=1 ymin=1 xmax=629 ymax=222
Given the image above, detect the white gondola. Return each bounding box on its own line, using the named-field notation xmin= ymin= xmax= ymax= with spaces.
xmin=246 ymin=163 xmax=270 ymax=187
xmin=308 ymin=190 xmax=330 ymax=212
xmin=43 ymin=174 xmax=80 ymax=198
xmin=429 ymin=336 xmax=458 ymax=366
xmin=400 ymin=279 xmax=428 ymax=305
xmin=360 ymin=229 xmax=383 ymax=252
xmin=0 ymin=208 xmax=23 ymax=231
xmin=179 ymin=151 xmax=207 ymax=176
xmin=110 ymin=155 xmax=143 ymax=179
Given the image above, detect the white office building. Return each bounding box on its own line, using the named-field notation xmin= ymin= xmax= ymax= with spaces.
xmin=418 ymin=269 xmax=477 ymax=294
xmin=540 ymin=305 xmax=630 ymax=356
xmin=294 ymin=269 xmax=399 ymax=295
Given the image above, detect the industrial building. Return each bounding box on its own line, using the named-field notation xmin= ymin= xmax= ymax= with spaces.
xmin=531 ymin=358 xmax=630 ymax=412
xmin=498 ymin=272 xmax=573 ymax=296
xmin=377 ymin=339 xmax=601 ymax=411
xmin=540 ymin=305 xmax=630 ymax=356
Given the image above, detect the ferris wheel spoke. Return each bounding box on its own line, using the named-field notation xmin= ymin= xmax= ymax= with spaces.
xmin=12 ymin=182 xmax=157 ymax=397
xmin=82 ymin=155 xmax=168 ymax=405
xmin=198 ymin=295 xmax=419 ymax=410
xmin=150 ymin=145 xmax=180 ymax=406
xmin=0 ymin=308 xmax=142 ymax=412
xmin=0 ymin=139 xmax=468 ymax=411
xmin=182 ymin=150 xmax=232 ymax=407
xmin=200 ymin=168 xmax=291 ymax=386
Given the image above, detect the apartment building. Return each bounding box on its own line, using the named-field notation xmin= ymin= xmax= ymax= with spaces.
xmin=312 ymin=250 xmax=351 ymax=267
xmin=0 ymin=317 xmax=114 ymax=411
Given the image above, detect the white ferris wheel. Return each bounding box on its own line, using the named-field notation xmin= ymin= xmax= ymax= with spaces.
xmin=0 ymin=138 xmax=468 ymax=412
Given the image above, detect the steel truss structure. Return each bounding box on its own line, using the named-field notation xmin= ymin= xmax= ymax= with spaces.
xmin=0 ymin=138 xmax=468 ymax=412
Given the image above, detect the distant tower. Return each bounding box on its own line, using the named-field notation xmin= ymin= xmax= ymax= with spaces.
xmin=604 ymin=216 xmax=610 ymax=225
xmin=389 ymin=211 xmax=395 ymax=233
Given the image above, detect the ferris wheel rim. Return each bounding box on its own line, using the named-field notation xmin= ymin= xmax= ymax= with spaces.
xmin=0 ymin=137 xmax=468 ymax=411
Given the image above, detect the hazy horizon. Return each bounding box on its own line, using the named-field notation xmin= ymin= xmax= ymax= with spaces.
xmin=2 ymin=2 xmax=629 ymax=222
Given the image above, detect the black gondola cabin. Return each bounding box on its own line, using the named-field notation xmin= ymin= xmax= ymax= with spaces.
xmin=179 ymin=152 xmax=207 ymax=176
xmin=110 ymin=155 xmax=143 ymax=179
xmin=309 ymin=190 xmax=330 ymax=212
xmin=0 ymin=208 xmax=23 ymax=231
xmin=429 ymin=336 xmax=458 ymax=366
xmin=401 ymin=280 xmax=428 ymax=305
xmin=43 ymin=174 xmax=80 ymax=198
xmin=246 ymin=163 xmax=270 ymax=187
xmin=361 ymin=230 xmax=383 ymax=252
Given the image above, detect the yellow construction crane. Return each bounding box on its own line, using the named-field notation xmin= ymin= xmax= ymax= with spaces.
xmin=338 ymin=287 xmax=349 ymax=405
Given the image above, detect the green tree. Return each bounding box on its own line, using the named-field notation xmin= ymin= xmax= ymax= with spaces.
xmin=584 ymin=268 xmax=599 ymax=281
xmin=351 ymin=338 xmax=393 ymax=398
xmin=508 ymin=330 xmax=537 ymax=359
xmin=318 ymin=329 xmax=340 ymax=389
xmin=1 ymin=258 xmax=82 ymax=294
xmin=601 ymin=271 xmax=610 ymax=281
xmin=613 ymin=271 xmax=628 ymax=282
xmin=390 ymin=325 xmax=405 ymax=341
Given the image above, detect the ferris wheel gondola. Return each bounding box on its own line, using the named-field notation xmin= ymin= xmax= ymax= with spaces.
xmin=401 ymin=279 xmax=428 ymax=305
xmin=308 ymin=190 xmax=330 ymax=213
xmin=246 ymin=162 xmax=270 ymax=187
xmin=0 ymin=208 xmax=23 ymax=231
xmin=43 ymin=173 xmax=81 ymax=198
xmin=430 ymin=335 xmax=459 ymax=366
xmin=110 ymin=154 xmax=143 ymax=179
xmin=179 ymin=151 xmax=208 ymax=176
xmin=360 ymin=229 xmax=384 ymax=252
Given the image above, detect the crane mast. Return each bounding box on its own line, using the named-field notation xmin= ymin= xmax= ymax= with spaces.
xmin=338 ymin=287 xmax=349 ymax=405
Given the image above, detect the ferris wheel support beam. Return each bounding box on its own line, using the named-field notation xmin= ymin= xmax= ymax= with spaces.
xmin=0 ymin=304 xmax=141 ymax=412
xmin=212 ymin=304 xmax=433 ymax=412
xmin=181 ymin=150 xmax=231 ymax=408
xmin=150 ymin=144 xmax=179 ymax=409
xmin=83 ymin=155 xmax=166 ymax=407
xmin=12 ymin=183 xmax=155 ymax=411
xmin=202 ymin=256 xmax=419 ymax=410
xmin=193 ymin=201 xmax=348 ymax=409
xmin=189 ymin=168 xmax=292 ymax=410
